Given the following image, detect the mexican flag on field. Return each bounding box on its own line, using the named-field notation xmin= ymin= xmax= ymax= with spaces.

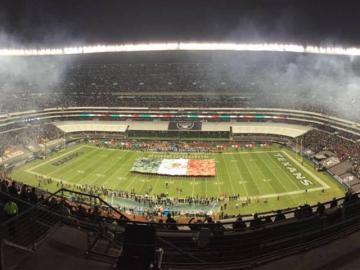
xmin=131 ymin=157 xmax=216 ymax=176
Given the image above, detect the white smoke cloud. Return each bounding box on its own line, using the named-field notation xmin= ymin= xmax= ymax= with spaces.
xmin=274 ymin=54 xmax=360 ymax=119
xmin=202 ymin=52 xmax=360 ymax=121
xmin=0 ymin=32 xmax=75 ymax=112
xmin=0 ymin=29 xmax=359 ymax=122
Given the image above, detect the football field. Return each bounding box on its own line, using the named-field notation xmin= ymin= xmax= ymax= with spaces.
xmin=11 ymin=143 xmax=346 ymax=215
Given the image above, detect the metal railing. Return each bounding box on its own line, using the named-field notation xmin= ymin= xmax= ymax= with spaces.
xmin=49 ymin=188 xmax=130 ymax=221
xmin=1 ymin=188 xmax=360 ymax=268
xmin=24 ymin=187 xmax=359 ymax=232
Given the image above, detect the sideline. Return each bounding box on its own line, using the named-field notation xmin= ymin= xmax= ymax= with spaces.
xmin=25 ymin=169 xmax=328 ymax=200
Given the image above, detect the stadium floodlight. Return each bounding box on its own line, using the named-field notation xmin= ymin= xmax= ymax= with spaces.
xmin=1 ymin=42 xmax=360 ymax=56
xmin=64 ymin=47 xmax=83 ymax=54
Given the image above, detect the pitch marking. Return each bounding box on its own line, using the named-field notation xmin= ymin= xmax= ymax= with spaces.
xmin=281 ymin=150 xmax=330 ymax=189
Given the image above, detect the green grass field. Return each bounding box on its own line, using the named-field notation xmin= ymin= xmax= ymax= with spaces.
xmin=10 ymin=143 xmax=346 ymax=215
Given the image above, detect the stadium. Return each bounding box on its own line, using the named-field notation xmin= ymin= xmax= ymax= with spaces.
xmin=1 ymin=2 xmax=360 ymax=269
xmin=0 ymin=42 xmax=359 ymax=269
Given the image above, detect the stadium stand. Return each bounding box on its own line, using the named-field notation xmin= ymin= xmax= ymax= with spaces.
xmin=55 ymin=121 xmax=129 ymax=133
xmin=231 ymin=122 xmax=312 ymax=138
xmin=1 ymin=180 xmax=360 ymax=269
xmin=0 ymin=52 xmax=359 ymax=122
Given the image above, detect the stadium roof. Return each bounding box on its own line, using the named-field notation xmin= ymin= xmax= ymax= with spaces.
xmin=1 ymin=1 xmax=360 ymax=46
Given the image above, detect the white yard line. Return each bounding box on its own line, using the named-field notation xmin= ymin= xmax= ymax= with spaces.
xmin=27 ymin=171 xmax=72 ymax=186
xmin=266 ymin=152 xmax=303 ymax=191
xmin=281 ymin=150 xmax=330 ymax=189
xmin=32 ymin=149 xmax=98 ymax=180
xmin=222 ymin=150 xmax=279 ymax=155
xmin=27 ymin=169 xmax=327 ymax=200
xmin=100 ymin=152 xmax=132 ymax=187
xmin=212 ymin=162 xmax=222 ymax=196
xmin=258 ymin=155 xmax=291 ymax=196
xmin=240 ymin=153 xmax=264 ymax=196
xmin=205 ymin=176 xmax=208 ymax=198
xmin=221 ymin=154 xmax=236 ymax=195
xmin=23 ymin=145 xmax=331 ymax=202
xmin=230 ymin=154 xmax=249 ymax=197
xmin=246 ymin=186 xmax=327 ymax=200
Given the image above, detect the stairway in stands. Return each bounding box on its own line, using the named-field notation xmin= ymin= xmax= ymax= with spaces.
xmin=86 ymin=232 xmax=122 ymax=264
xmin=1 ymin=205 xmax=62 ymax=248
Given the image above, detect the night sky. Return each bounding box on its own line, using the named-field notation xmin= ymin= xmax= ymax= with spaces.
xmin=0 ymin=0 xmax=359 ymax=47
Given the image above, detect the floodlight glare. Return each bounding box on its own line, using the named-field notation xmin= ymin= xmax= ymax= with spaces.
xmin=0 ymin=42 xmax=360 ymax=56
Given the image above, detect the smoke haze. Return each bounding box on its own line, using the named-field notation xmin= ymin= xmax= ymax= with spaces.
xmin=204 ymin=52 xmax=360 ymax=120
xmin=0 ymin=30 xmax=359 ymax=121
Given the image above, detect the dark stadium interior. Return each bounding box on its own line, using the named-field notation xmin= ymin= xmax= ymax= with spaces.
xmin=0 ymin=1 xmax=360 ymax=270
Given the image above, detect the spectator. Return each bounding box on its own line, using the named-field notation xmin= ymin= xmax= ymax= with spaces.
xmin=330 ymin=197 xmax=338 ymax=208
xmin=250 ymin=213 xmax=262 ymax=229
xmin=274 ymin=210 xmax=286 ymax=222
xmin=301 ymin=204 xmax=313 ymax=218
xmin=4 ymin=200 xmax=18 ymax=219
xmin=28 ymin=187 xmax=39 ymax=204
xmin=316 ymin=202 xmax=325 ymax=216
xmin=213 ymin=221 xmax=225 ymax=236
xmin=19 ymin=185 xmax=28 ymax=201
xmin=0 ymin=180 xmax=9 ymax=193
xmin=204 ymin=216 xmax=214 ymax=224
xmin=344 ymin=191 xmax=359 ymax=206
xmin=233 ymin=216 xmax=247 ymax=231
xmin=166 ymin=213 xmax=177 ymax=230
xmin=8 ymin=182 xmax=18 ymax=196
xmin=188 ymin=217 xmax=202 ymax=231
xmin=264 ymin=216 xmax=273 ymax=224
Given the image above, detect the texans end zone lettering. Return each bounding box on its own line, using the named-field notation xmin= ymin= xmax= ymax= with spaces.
xmin=273 ymin=153 xmax=313 ymax=186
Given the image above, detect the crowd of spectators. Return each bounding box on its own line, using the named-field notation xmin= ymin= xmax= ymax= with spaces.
xmin=0 ymin=124 xmax=60 ymax=156
xmin=0 ymin=177 xmax=129 ymax=223
xmin=301 ymin=129 xmax=360 ymax=178
xmin=0 ymin=92 xmax=251 ymax=112
xmin=113 ymin=140 xmax=235 ymax=153
xmin=0 ymin=62 xmax=358 ymax=121
xmin=2 ymin=176 xmax=359 ymax=233
xmin=38 ymin=175 xmax=224 ymax=216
